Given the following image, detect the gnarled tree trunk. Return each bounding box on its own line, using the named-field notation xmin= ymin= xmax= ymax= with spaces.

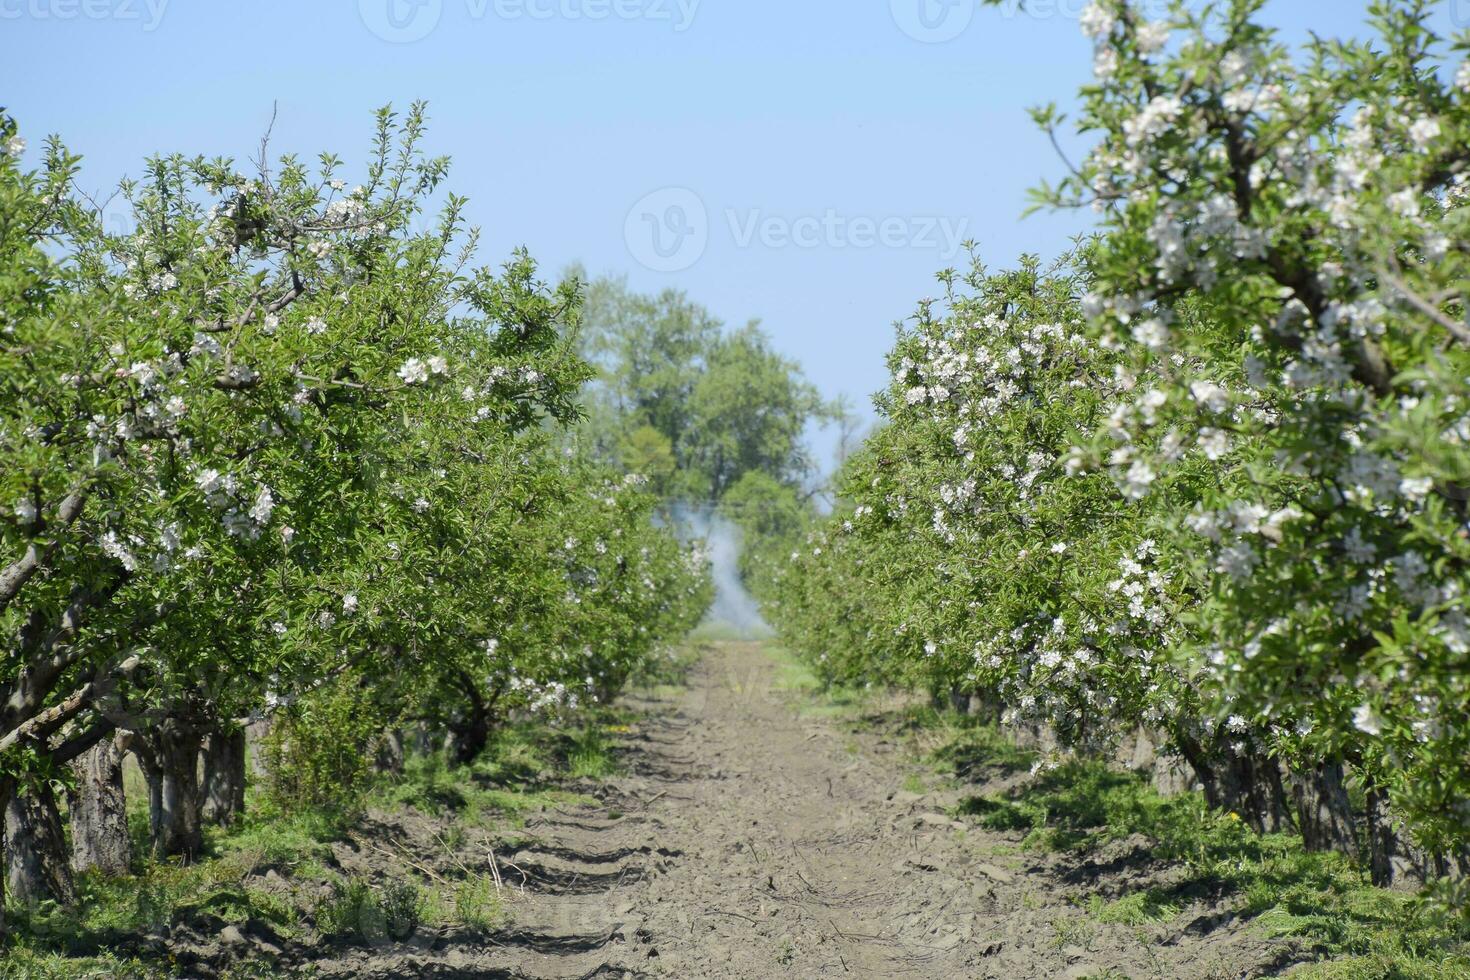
xmin=201 ymin=726 xmax=247 ymax=828
xmin=5 ymin=779 xmax=74 ymax=906
xmin=1174 ymin=731 xmax=1292 ymax=834
xmin=138 ymin=719 xmax=204 ymax=861
xmin=1365 ymin=784 xmax=1398 ymax=888
xmin=0 ymin=775 xmax=12 ymax=938
xmin=1290 ymin=760 xmax=1358 ymax=857
xmin=68 ymin=735 xmax=131 ymax=876
xmin=448 ymin=670 xmax=492 ymax=765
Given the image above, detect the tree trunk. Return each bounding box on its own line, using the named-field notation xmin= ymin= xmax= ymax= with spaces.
xmin=245 ymin=718 xmax=272 ymax=779
xmin=1173 ymin=731 xmax=1291 ymax=834
xmin=201 ymin=727 xmax=247 ymax=828
xmin=375 ymin=729 xmax=405 ymax=776
xmin=5 ymin=780 xmax=75 ymax=905
xmin=67 ymin=736 xmax=131 ymax=876
xmin=140 ymin=720 xmax=204 ymax=861
xmin=1290 ymin=760 xmax=1358 ymax=857
xmin=0 ymin=776 xmax=11 ymax=938
xmin=447 ymin=709 xmax=490 ymax=766
xmin=1365 ymin=785 xmax=1398 ymax=888
xmin=448 ymin=671 xmax=492 ymax=765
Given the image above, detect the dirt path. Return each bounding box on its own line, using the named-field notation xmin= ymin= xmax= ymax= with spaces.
xmin=316 ymin=641 xmax=1298 ymax=979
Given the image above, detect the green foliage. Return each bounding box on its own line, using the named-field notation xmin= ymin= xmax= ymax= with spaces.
xmin=261 ymin=671 xmax=386 ymax=814
xmin=573 ymin=273 xmax=833 ymax=504
xmin=566 ymin=726 xmax=616 ymax=780
xmin=760 ymin=0 xmax=1470 ymax=908
xmin=450 ymin=874 xmax=506 ymax=932
xmin=0 ymin=103 xmax=711 ymax=897
xmin=313 ymin=877 xmax=380 ymax=943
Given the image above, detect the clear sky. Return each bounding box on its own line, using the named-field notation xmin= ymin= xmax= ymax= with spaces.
xmin=3 ymin=0 xmax=1462 ymax=468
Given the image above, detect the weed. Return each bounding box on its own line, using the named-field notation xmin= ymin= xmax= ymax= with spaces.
xmin=452 ymin=874 xmax=506 ymax=931
xmin=1049 ymin=914 xmax=1095 ymax=950
xmin=567 ymin=726 xmax=616 ymax=780
xmin=1088 ymin=888 xmax=1183 ymax=926
xmin=378 ymin=879 xmax=423 ymax=940
xmin=314 ymin=877 xmax=379 ymax=942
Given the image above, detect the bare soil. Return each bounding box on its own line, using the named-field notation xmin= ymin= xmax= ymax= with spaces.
xmin=172 ymin=640 xmax=1304 ymax=978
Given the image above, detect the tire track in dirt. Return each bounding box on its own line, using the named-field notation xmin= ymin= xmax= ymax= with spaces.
xmin=301 ymin=640 xmax=1301 ymax=978
xmin=474 ymin=639 xmax=1301 ymax=979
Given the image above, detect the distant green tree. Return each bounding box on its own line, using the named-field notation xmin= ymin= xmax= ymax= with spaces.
xmin=685 ymin=324 xmax=829 ymax=501
xmin=572 ymin=274 xmax=831 ymax=504
xmin=719 ymin=470 xmax=808 ymax=545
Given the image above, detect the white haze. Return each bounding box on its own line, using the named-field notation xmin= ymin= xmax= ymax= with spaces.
xmin=666 ymin=504 xmax=772 ymax=638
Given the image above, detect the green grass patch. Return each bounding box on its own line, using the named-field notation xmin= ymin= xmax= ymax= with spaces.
xmin=1087 ymin=887 xmax=1184 ymax=925
xmin=762 ymin=645 xmax=873 ymax=719
xmin=3 ymin=704 xmax=643 ymax=975
xmin=937 ymin=750 xmax=1469 ymax=977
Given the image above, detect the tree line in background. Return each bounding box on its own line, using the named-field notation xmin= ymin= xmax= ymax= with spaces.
xmin=739 ymin=0 xmax=1470 ymax=896
xmin=0 ymin=105 xmax=713 ymax=930
xmin=568 ymin=269 xmax=842 ymax=512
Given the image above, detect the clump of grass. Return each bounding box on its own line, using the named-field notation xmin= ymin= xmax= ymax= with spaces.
xmin=451 ymin=873 xmax=507 ymax=931
xmin=313 ymin=875 xmax=421 ymax=944
xmin=1048 ymin=914 xmax=1096 ymax=950
xmin=314 ymin=876 xmax=379 ymax=941
xmin=566 ymin=727 xmax=615 ymax=780
xmin=0 ymin=948 xmax=156 ymax=979
xmin=1087 ymin=888 xmax=1183 ymax=926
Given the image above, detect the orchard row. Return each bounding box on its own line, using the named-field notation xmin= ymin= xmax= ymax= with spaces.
xmin=0 ymin=105 xmax=711 ymax=918
xmin=748 ymin=0 xmax=1470 ymax=885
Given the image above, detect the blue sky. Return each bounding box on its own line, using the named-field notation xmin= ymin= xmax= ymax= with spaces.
xmin=4 ymin=0 xmax=1462 ymax=468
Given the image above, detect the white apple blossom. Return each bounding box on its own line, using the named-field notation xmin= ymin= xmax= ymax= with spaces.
xmin=1121 ymin=460 xmax=1156 ymax=500
xmin=1133 ymin=318 xmax=1170 ymax=350
xmin=1079 ymin=2 xmax=1115 ymax=40
xmin=100 ymin=531 xmax=139 ymax=572
xmin=1135 ymin=21 xmax=1170 ymax=55
xmin=1408 ymin=117 xmax=1441 ymax=149
xmin=249 ymin=487 xmax=275 ymax=526
xmin=398 ymin=358 xmax=429 ymax=384
xmin=1399 ymin=476 xmax=1433 ymax=501
xmin=1352 ymin=704 xmax=1383 ymax=737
